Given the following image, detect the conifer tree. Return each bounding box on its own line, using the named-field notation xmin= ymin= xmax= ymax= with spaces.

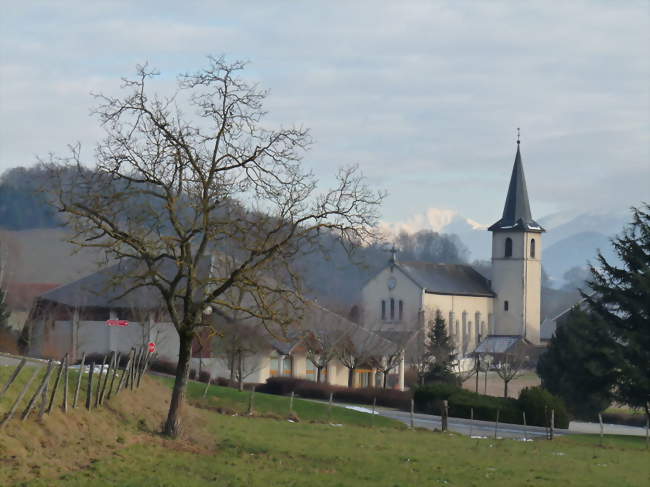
xmin=585 ymin=204 xmax=650 ymax=420
xmin=424 ymin=310 xmax=457 ymax=384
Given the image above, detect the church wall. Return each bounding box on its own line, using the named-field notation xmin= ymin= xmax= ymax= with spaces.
xmin=422 ymin=293 xmax=493 ymax=357
xmin=360 ymin=265 xmax=424 ymax=331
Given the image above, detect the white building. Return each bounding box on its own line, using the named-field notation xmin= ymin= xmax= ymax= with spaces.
xmin=361 ymin=140 xmax=545 ymax=357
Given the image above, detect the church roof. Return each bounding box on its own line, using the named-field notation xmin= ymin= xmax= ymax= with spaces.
xmin=397 ymin=262 xmax=494 ymax=297
xmin=488 ymin=142 xmax=544 ymax=233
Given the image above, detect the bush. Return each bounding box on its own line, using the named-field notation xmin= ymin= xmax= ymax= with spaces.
xmin=518 ymin=386 xmax=570 ymax=429
xmin=258 ymin=377 xmax=412 ymax=409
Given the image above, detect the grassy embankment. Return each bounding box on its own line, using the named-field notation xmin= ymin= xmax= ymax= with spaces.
xmin=1 ymin=364 xmax=649 ymax=486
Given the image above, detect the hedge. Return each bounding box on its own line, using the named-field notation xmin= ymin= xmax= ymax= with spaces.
xmin=414 ymin=383 xmax=570 ymax=428
xmin=258 ymin=377 xmax=412 ymax=409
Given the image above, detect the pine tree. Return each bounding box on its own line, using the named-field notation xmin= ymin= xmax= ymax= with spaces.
xmin=424 ymin=310 xmax=457 ymax=384
xmin=585 ymin=204 xmax=650 ymax=419
xmin=537 ymin=307 xmax=619 ymax=419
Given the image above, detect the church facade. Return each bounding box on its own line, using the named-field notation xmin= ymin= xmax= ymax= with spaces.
xmin=361 ymin=141 xmax=545 ymax=357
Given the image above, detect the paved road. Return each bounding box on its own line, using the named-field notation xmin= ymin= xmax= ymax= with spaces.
xmin=366 ymin=406 xmax=558 ymax=439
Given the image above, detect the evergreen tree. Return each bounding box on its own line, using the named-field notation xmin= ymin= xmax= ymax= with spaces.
xmin=537 ymin=307 xmax=618 ymax=419
xmin=538 ymin=204 xmax=649 ymax=421
xmin=585 ymin=204 xmax=650 ymax=419
xmin=424 ymin=311 xmax=457 ymax=384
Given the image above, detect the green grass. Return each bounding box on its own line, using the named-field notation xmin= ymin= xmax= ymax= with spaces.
xmin=158 ymin=376 xmax=403 ymax=429
xmin=3 ymin=365 xmax=650 ymax=486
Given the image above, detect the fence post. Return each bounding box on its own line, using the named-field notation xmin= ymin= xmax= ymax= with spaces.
xmin=62 ymin=353 xmax=69 ymax=412
xmin=410 ymin=398 xmax=415 ymax=429
xmin=247 ymin=386 xmax=255 ymax=415
xmin=522 ymin=411 xmax=527 ymax=442
xmin=494 ymin=409 xmax=500 ymax=439
xmin=550 ymin=409 xmax=555 ymax=440
xmin=46 ymin=356 xmax=65 ymax=414
xmin=117 ymin=350 xmax=133 ymax=393
xmin=469 ymin=407 xmax=474 ymax=438
xmin=22 ymin=360 xmax=54 ymax=421
xmin=136 ymin=350 xmax=148 ymax=388
xmin=327 ymin=392 xmax=333 ymax=423
xmin=72 ymin=352 xmax=86 ymax=408
xmin=441 ymin=400 xmax=448 ymax=432
xmin=106 ymin=352 xmax=121 ymax=400
xmin=0 ymin=358 xmax=26 ymax=400
xmin=645 ymin=413 xmax=649 ymax=450
xmin=0 ymin=367 xmax=40 ymax=428
xmin=94 ymin=355 xmax=107 ymax=408
xmin=371 ymin=397 xmax=376 ymax=427
xmin=99 ymin=352 xmax=114 ymax=405
xmin=85 ymin=362 xmax=94 ymax=411
xmin=289 ymin=391 xmax=294 ymax=415
xmin=38 ymin=369 xmax=50 ymax=419
xmin=544 ymin=405 xmax=549 ymax=439
xmin=598 ymin=413 xmax=604 ymax=446
xmin=202 ymin=374 xmax=211 ymax=398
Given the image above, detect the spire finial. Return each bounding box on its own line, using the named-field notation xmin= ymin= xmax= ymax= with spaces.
xmin=389 ymin=244 xmax=398 ymax=266
xmin=516 ymin=127 xmax=520 ymax=145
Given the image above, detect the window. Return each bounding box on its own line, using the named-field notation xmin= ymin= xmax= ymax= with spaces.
xmin=398 ymin=300 xmax=403 ymax=321
xmin=270 ymin=356 xmax=280 ymax=377
xmin=390 ymin=298 xmax=395 ymax=320
xmin=381 ymin=300 xmax=386 ymax=320
xmin=505 ymin=237 xmax=513 ymax=257
xmin=504 ymin=300 xmax=509 ymax=311
xmin=281 ymin=355 xmax=293 ymax=376
xmin=530 ymin=238 xmax=536 ymax=258
xmin=306 ymin=360 xmax=316 ymax=381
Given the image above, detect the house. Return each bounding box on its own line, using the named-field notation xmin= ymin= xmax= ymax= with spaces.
xmin=361 ymin=139 xmax=545 ymax=359
xmin=25 ymin=257 xmax=405 ymax=389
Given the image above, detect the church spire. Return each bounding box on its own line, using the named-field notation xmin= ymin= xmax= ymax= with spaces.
xmin=488 ymin=134 xmax=544 ymax=233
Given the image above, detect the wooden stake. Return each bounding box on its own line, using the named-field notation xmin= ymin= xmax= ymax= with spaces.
xmin=371 ymin=397 xmax=376 ymax=427
xmin=117 ymin=350 xmax=133 ymax=393
xmin=522 ymin=411 xmax=527 ymax=442
xmin=289 ymin=391 xmax=294 ymax=414
xmin=107 ymin=352 xmax=121 ymax=400
xmin=0 ymin=358 xmax=26 ymax=400
xmin=202 ymin=374 xmax=211 ymax=398
xmin=22 ymin=360 xmax=54 ymax=421
xmin=550 ymin=409 xmax=555 ymax=440
xmin=99 ymin=352 xmax=114 ymax=405
xmin=85 ymin=362 xmax=94 ymax=411
xmin=598 ymin=413 xmax=604 ymax=446
xmin=470 ymin=407 xmax=474 ymax=437
xmin=410 ymin=398 xmax=415 ymax=429
xmin=494 ymin=409 xmax=500 ymax=439
xmin=46 ymin=357 xmax=65 ymax=414
xmin=247 ymin=386 xmax=255 ymax=415
xmin=94 ymin=355 xmax=107 ymax=408
xmin=327 ymin=392 xmax=333 ymax=423
xmin=1 ymin=367 xmax=39 ymax=428
xmin=62 ymin=353 xmax=69 ymax=413
xmin=72 ymin=352 xmax=86 ymax=408
xmin=441 ymin=400 xmax=449 ymax=432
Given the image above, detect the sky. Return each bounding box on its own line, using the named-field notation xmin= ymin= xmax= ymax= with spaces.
xmin=1 ymin=1 xmax=648 ymax=229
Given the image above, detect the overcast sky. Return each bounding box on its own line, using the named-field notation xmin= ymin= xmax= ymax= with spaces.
xmin=1 ymin=1 xmax=648 ymax=227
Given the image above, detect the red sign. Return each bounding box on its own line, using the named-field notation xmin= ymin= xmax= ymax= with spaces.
xmin=148 ymin=342 xmax=156 ymax=353
xmin=106 ymin=319 xmax=129 ymax=327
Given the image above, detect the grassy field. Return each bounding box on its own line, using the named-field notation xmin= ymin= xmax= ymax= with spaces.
xmin=1 ymin=364 xmax=649 ymax=486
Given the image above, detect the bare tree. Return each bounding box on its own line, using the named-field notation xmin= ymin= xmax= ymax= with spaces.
xmin=45 ymin=57 xmax=383 ymax=436
xmin=495 ymin=351 xmax=528 ymax=398
xmin=214 ymin=319 xmax=267 ymax=391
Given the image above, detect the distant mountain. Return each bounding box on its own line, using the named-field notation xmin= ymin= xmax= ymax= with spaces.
xmin=381 ymin=208 xmax=630 ymax=287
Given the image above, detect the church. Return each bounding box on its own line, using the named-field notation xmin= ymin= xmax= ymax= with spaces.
xmin=361 ymin=139 xmax=545 ymax=359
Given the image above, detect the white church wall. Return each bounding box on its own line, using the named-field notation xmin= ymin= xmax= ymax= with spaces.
xmin=360 ymin=265 xmax=424 ymax=330
xmin=422 ymin=293 xmax=493 ymax=357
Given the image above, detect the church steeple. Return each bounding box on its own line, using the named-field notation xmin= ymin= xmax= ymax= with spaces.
xmin=488 ymin=136 xmax=544 ymax=233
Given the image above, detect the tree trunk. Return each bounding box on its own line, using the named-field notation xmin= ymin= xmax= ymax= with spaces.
xmin=229 ymin=353 xmax=236 ymax=387
xmin=237 ymin=351 xmax=244 ymax=392
xmin=316 ymin=367 xmax=322 ymax=384
xmin=382 ymin=371 xmax=388 ymax=389
xmin=347 ymin=367 xmax=355 ymax=388
xmin=163 ymin=330 xmax=193 ymax=437
xmin=503 ymin=380 xmax=509 ymax=398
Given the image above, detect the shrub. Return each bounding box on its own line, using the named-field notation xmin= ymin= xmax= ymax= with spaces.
xmin=518 ymin=386 xmax=570 ymax=429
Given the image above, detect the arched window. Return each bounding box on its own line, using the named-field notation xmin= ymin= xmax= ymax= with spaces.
xmin=390 ymin=298 xmax=395 ymax=320
xmin=505 ymin=237 xmax=513 ymax=257
xmin=381 ymin=300 xmax=386 ymax=320
xmin=398 ymin=300 xmax=403 ymax=321
xmin=530 ymin=238 xmax=536 ymax=258
xmin=504 ymin=300 xmax=509 ymax=311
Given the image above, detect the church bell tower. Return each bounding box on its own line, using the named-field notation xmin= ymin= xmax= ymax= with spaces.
xmin=488 ymin=136 xmax=544 ymax=344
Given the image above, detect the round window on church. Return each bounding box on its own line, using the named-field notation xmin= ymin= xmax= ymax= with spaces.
xmin=387 ymin=277 xmax=397 ymax=290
